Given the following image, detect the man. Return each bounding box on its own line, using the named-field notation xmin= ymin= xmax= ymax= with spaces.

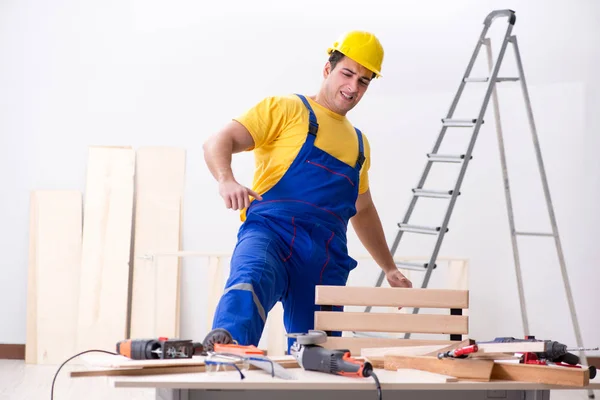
xmin=202 ymin=31 xmax=412 ymax=349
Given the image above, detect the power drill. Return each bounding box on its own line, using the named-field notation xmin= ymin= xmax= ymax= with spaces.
xmin=484 ymin=336 xmax=587 ymax=365
xmin=116 ymin=328 xmax=236 ymax=360
xmin=116 ymin=337 xmax=203 ymax=360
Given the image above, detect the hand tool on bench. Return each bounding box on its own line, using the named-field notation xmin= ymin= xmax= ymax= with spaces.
xmin=477 ymin=336 xmax=598 ymax=378
xmin=205 ymin=328 xmax=295 ymax=380
xmin=437 ymin=344 xmax=479 ymax=359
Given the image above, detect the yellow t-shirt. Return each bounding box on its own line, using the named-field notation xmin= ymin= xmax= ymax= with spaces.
xmin=235 ymin=94 xmax=371 ymax=220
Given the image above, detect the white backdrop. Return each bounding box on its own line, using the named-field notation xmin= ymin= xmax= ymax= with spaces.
xmin=1 ymin=0 xmax=599 ymax=355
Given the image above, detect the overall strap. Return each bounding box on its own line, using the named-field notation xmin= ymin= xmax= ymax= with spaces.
xmin=295 ymin=94 xmax=319 ymax=136
xmin=354 ymin=127 xmax=365 ymax=169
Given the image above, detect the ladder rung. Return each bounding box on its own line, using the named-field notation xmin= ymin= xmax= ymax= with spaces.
xmin=464 ymin=77 xmax=489 ymax=82
xmin=395 ymin=261 xmax=437 ymax=271
xmin=427 ymin=153 xmax=471 ymax=163
xmin=397 ymin=224 xmax=448 ymax=235
xmin=441 ymin=118 xmax=483 ymax=127
xmin=464 ymin=77 xmax=520 ymax=82
xmin=515 ymin=231 xmax=554 ymax=237
xmin=412 ymin=189 xmax=459 ymax=199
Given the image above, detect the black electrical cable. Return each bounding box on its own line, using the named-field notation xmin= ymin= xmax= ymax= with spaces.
xmin=362 ymin=365 xmax=382 ymax=400
xmin=369 ymin=371 xmax=382 ymax=400
xmin=50 ymin=349 xmax=118 ymax=400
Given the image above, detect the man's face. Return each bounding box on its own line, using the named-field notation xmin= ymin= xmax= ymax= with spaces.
xmin=322 ymin=56 xmax=373 ymax=116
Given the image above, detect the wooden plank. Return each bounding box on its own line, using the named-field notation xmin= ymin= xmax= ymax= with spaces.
xmin=130 ymin=147 xmax=186 ymax=339
xmin=80 ymin=353 xmax=291 ymax=369
xmin=315 ymin=286 xmax=468 ymax=309
xmin=320 ymin=337 xmax=455 ymax=356
xmin=205 ymin=256 xmax=223 ymax=333
xmin=25 ymin=192 xmax=39 ymax=364
xmin=364 ymin=339 xmax=476 ymax=368
xmin=422 ymin=339 xmax=476 ymax=357
xmin=80 ymin=353 xmax=207 ymax=368
xmin=492 ymin=361 xmax=590 ymax=387
xmin=363 ymin=345 xmax=451 ymax=369
xmin=76 ymin=146 xmax=136 ymax=353
xmin=71 ymin=365 xmax=207 ymax=377
xmin=363 ymin=345 xmax=451 ymax=361
xmin=476 ymin=341 xmax=546 ymax=354
xmin=26 ymin=191 xmax=82 ymax=364
xmin=384 ymin=355 xmax=494 ymax=381
xmin=35 ymin=191 xmax=82 ymax=364
xmin=71 ymin=357 xmax=300 ymax=378
xmin=315 ymin=312 xmax=468 ymax=334
xmin=395 ymin=369 xmax=458 ymax=383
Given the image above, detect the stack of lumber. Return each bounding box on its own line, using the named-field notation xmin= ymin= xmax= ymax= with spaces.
xmin=26 ymin=146 xmax=186 ymax=364
xmin=70 ymin=353 xmax=300 ymax=378
xmin=361 ymin=340 xmax=592 ymax=387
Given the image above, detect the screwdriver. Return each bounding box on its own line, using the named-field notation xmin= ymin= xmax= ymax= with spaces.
xmin=437 ymin=344 xmax=479 ymax=359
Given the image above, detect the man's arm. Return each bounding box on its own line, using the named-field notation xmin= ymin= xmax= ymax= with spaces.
xmin=351 ymin=189 xmax=412 ymax=288
xmin=202 ymin=120 xmax=262 ymax=210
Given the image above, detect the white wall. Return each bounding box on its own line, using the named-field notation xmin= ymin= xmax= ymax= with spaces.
xmin=1 ymin=0 xmax=599 ymax=356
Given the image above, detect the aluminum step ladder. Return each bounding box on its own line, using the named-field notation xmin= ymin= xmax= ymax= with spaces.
xmin=365 ymin=10 xmax=592 ymax=392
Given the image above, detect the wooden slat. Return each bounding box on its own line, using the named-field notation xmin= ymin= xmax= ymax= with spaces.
xmin=130 ymin=147 xmax=186 ymax=339
xmin=315 ymin=312 xmax=468 ymax=334
xmin=76 ymin=146 xmax=136 ymax=352
xmin=395 ymin=369 xmax=458 ymax=383
xmin=364 ymin=339 xmax=476 ymax=366
xmin=315 ymin=286 xmax=468 ymax=309
xmin=205 ymin=256 xmax=223 ymax=333
xmin=384 ymin=355 xmax=494 ymax=381
xmin=26 ymin=191 xmax=82 ymax=364
xmin=25 ymin=192 xmax=38 ymax=364
xmin=320 ymin=337 xmax=455 ymax=356
xmin=476 ymin=341 xmax=547 ymax=354
xmin=71 ymin=365 xmax=207 ymax=377
xmin=492 ymin=362 xmax=590 ymax=387
xmin=362 ymin=344 xmax=452 ymax=360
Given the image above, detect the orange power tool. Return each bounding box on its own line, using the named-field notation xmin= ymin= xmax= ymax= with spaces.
xmin=289 ymin=330 xmax=374 ymax=377
xmin=116 ymin=337 xmax=202 ymax=360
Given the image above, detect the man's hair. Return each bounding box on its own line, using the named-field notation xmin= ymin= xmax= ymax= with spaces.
xmin=328 ymin=50 xmax=375 ymax=79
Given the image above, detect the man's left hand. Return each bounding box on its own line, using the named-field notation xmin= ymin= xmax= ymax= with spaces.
xmin=385 ymin=269 xmax=413 ymax=288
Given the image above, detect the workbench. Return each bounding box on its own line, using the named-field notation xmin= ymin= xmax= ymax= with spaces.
xmin=107 ymin=367 xmax=600 ymax=400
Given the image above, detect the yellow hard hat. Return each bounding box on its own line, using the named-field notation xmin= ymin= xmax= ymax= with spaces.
xmin=327 ymin=31 xmax=384 ymax=78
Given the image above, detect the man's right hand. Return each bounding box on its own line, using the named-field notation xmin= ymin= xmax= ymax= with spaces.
xmin=218 ymin=179 xmax=263 ymax=210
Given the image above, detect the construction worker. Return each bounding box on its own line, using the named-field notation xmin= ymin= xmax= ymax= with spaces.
xmin=203 ymin=31 xmax=412 ymax=348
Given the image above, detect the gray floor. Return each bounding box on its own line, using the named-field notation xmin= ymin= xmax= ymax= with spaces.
xmin=0 ymin=359 xmax=596 ymax=400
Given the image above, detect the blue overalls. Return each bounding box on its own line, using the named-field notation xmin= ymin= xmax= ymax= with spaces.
xmin=212 ymin=94 xmax=365 ymax=350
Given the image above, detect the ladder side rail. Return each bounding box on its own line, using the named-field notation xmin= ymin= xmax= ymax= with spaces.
xmin=510 ymin=35 xmax=588 ymax=367
xmin=484 ymin=37 xmax=530 ymax=336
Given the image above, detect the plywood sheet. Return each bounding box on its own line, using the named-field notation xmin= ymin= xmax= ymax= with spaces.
xmin=26 ymin=191 xmax=82 ymax=364
xmin=130 ymin=147 xmax=186 ymax=339
xmin=76 ymin=146 xmax=136 ymax=352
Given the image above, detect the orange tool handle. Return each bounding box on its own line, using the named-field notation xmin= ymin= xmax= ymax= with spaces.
xmin=338 ymin=352 xmax=367 ymax=377
xmin=213 ymin=343 xmax=265 ymax=356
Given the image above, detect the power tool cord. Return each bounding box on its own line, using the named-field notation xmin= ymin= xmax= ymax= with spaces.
xmin=50 ymin=349 xmax=118 ymax=400
xmin=366 ymin=370 xmax=382 ymax=400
